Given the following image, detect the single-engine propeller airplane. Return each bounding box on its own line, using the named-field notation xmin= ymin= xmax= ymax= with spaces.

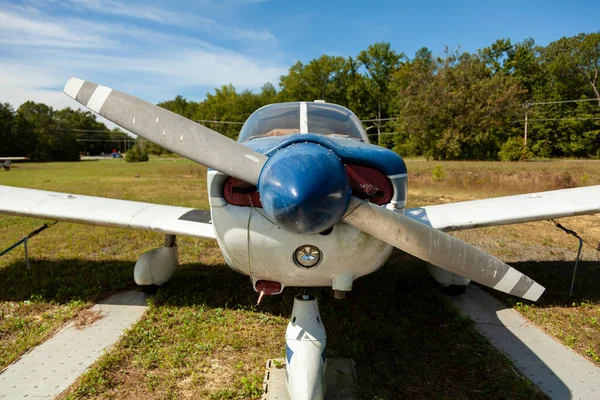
xmin=1 ymin=78 xmax=600 ymax=400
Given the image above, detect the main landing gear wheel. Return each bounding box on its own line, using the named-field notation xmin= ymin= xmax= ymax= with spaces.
xmin=134 ymin=235 xmax=179 ymax=290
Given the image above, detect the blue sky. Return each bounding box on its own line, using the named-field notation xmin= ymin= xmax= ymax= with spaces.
xmin=1 ymin=0 xmax=599 ymax=113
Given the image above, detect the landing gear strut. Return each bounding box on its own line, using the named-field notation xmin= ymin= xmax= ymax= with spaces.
xmin=285 ymin=293 xmax=327 ymax=400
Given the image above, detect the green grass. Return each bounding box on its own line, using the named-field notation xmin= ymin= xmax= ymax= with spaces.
xmin=0 ymin=158 xmax=212 ymax=370
xmin=2 ymin=158 xmax=599 ymax=399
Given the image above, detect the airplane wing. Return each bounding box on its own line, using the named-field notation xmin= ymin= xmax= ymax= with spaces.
xmin=406 ymin=185 xmax=600 ymax=232
xmin=0 ymin=185 xmax=216 ymax=240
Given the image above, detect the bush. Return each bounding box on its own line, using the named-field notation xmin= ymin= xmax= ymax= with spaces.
xmin=531 ymin=140 xmax=553 ymax=158
xmin=431 ymin=164 xmax=445 ymax=181
xmin=378 ymin=134 xmax=396 ymax=149
xmin=125 ymin=146 xmax=149 ymax=162
xmin=498 ymin=137 xmax=531 ymax=161
xmin=393 ymin=140 xmax=420 ymax=158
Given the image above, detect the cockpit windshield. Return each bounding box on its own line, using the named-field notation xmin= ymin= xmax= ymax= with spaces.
xmin=238 ymin=102 xmax=369 ymax=143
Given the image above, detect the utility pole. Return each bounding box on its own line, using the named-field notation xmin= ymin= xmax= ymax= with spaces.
xmin=524 ymin=111 xmax=528 ymax=147
xmin=377 ymin=100 xmax=381 ymax=145
xmin=523 ymin=102 xmax=530 ymax=147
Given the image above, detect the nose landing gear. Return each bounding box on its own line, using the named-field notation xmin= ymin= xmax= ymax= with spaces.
xmin=285 ymin=293 xmax=327 ymax=400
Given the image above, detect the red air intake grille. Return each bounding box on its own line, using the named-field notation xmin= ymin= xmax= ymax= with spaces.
xmin=223 ymin=164 xmax=393 ymax=207
xmin=346 ymin=165 xmax=393 ymax=205
xmin=223 ymin=178 xmax=262 ymax=207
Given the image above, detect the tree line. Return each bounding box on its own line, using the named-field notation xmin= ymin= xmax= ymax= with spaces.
xmin=1 ymin=32 xmax=598 ymax=161
xmin=0 ymin=102 xmax=131 ymax=161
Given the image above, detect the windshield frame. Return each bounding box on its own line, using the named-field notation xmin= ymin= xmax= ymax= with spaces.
xmin=238 ymin=102 xmax=369 ymax=143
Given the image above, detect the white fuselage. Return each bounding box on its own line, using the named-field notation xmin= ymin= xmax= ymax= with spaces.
xmin=207 ymin=170 xmax=394 ymax=293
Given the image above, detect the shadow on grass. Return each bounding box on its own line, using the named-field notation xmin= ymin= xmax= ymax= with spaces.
xmin=0 ymin=252 xmax=562 ymax=399
xmin=152 ymin=251 xmax=549 ymax=399
xmin=0 ymin=258 xmax=136 ymax=303
xmin=508 ymin=260 xmax=600 ymax=306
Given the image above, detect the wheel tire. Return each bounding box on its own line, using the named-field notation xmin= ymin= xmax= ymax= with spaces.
xmin=138 ymin=284 xmax=161 ymax=294
xmin=443 ymin=285 xmax=467 ymax=295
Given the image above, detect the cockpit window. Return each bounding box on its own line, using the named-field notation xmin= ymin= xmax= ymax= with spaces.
xmin=238 ymin=102 xmax=368 ymax=142
xmin=306 ymin=103 xmax=367 ymax=140
xmin=239 ymin=103 xmax=300 ymax=141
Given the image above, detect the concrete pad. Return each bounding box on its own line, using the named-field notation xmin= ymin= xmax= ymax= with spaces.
xmin=262 ymin=358 xmax=357 ymax=400
xmin=448 ymin=285 xmax=599 ymax=400
xmin=0 ymin=290 xmax=148 ymax=399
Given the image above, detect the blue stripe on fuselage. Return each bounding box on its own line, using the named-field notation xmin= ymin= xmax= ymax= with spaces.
xmin=286 ymin=344 xmax=294 ymax=364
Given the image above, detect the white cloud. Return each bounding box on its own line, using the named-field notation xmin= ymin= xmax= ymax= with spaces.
xmin=64 ymin=0 xmax=275 ymax=41
xmin=0 ymin=9 xmax=112 ymax=48
xmin=0 ymin=4 xmax=287 ymax=111
xmin=0 ymin=64 xmax=66 ymax=106
xmin=67 ymin=0 xmax=182 ymax=24
xmin=223 ymin=0 xmax=272 ymax=4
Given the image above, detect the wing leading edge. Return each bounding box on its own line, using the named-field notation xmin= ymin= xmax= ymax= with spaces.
xmin=406 ymin=185 xmax=600 ymax=232
xmin=0 ymin=185 xmax=216 ymax=240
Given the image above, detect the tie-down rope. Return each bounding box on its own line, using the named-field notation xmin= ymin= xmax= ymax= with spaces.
xmin=549 ymin=219 xmax=600 ymax=297
xmin=0 ymin=221 xmax=58 ymax=269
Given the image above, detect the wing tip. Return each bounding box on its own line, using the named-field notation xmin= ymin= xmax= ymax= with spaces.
xmin=63 ymin=77 xmax=85 ymax=99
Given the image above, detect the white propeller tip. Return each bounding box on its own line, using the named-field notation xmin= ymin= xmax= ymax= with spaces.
xmin=63 ymin=77 xmax=85 ymax=99
xmin=522 ymin=282 xmax=545 ymax=302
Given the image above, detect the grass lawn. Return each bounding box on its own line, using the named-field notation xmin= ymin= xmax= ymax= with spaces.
xmin=1 ymin=157 xmax=598 ymax=399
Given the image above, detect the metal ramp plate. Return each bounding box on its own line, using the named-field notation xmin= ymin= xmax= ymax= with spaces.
xmin=262 ymin=358 xmax=357 ymax=400
xmin=448 ymin=285 xmax=599 ymax=400
xmin=0 ymin=290 xmax=147 ymax=399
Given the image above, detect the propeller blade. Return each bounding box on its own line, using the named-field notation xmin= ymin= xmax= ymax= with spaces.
xmin=63 ymin=77 xmax=267 ymax=185
xmin=343 ymin=198 xmax=545 ymax=301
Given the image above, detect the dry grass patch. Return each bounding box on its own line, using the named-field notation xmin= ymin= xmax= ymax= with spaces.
xmin=405 ymin=159 xmax=600 ymax=199
xmin=74 ymin=308 xmax=104 ymax=329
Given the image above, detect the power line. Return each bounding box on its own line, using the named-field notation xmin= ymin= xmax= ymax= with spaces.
xmin=527 ymin=98 xmax=600 ymax=107
xmin=70 ymin=128 xmax=114 ymax=133
xmin=53 ymin=128 xmax=120 ymax=133
xmin=360 ymin=117 xmax=397 ymax=122
xmin=527 ymin=108 xmax=600 ymax=115
xmin=194 ymin=117 xmax=399 ymax=124
xmin=195 ymin=119 xmax=244 ymax=125
xmin=366 ymin=132 xmax=404 ymax=136
xmin=515 ymin=117 xmax=600 ymax=122
xmin=72 ymin=133 xmax=129 ymax=137
xmin=75 ymin=139 xmax=137 ymax=142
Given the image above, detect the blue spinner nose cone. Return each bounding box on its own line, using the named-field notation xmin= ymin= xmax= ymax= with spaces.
xmin=258 ymin=143 xmax=350 ymax=235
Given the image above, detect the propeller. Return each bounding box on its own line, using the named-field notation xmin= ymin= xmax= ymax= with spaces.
xmin=343 ymin=197 xmax=545 ymax=301
xmin=64 ymin=77 xmax=545 ymax=301
xmin=63 ymin=77 xmax=267 ymax=185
